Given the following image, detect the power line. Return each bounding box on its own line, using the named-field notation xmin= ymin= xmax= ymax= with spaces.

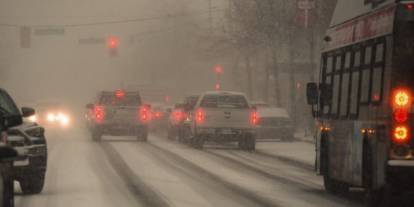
xmin=0 ymin=8 xmax=226 ymax=28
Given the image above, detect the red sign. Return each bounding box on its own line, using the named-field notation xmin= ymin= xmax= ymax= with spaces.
xmin=325 ymin=5 xmax=395 ymax=51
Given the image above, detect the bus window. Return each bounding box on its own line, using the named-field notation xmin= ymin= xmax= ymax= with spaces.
xmin=364 ymin=46 xmax=373 ymax=65
xmin=335 ymin=55 xmax=342 ymax=71
xmin=326 ymin=56 xmax=334 ymax=73
xmin=345 ymin=52 xmax=351 ymax=69
xmin=375 ymin=43 xmax=384 ymax=62
xmin=354 ymin=51 xmax=361 ymax=67
xmin=350 ymin=72 xmax=360 ymax=116
xmin=322 ymin=76 xmax=332 ymax=115
xmin=361 ymin=69 xmax=371 ymax=103
xmin=340 ymin=73 xmax=350 ymax=117
xmin=372 ymin=67 xmax=383 ymax=103
xmin=331 ymin=74 xmax=341 ymax=116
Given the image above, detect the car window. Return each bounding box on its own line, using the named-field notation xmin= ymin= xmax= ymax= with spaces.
xmin=200 ymin=95 xmax=249 ymax=109
xmin=0 ymin=92 xmax=19 ymax=115
xmin=100 ymin=94 xmax=142 ymax=106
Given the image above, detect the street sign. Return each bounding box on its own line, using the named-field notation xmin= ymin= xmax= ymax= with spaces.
xmin=296 ymin=0 xmax=316 ymax=29
xmin=20 ymin=27 xmax=31 ymax=48
xmin=34 ymin=27 xmax=65 ymax=36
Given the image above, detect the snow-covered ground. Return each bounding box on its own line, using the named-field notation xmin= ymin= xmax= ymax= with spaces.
xmin=14 ymin=127 xmax=364 ymax=207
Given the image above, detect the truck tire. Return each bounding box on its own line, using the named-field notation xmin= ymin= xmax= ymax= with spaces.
xmin=137 ymin=127 xmax=148 ymax=142
xmin=1 ymin=169 xmax=14 ymax=207
xmin=240 ymin=135 xmax=255 ymax=151
xmin=192 ymin=136 xmax=204 ymax=149
xmin=20 ymin=171 xmax=45 ymax=195
xmin=238 ymin=137 xmax=246 ymax=150
xmin=92 ymin=129 xmax=102 ymax=142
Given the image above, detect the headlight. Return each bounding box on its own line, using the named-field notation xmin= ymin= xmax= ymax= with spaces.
xmin=28 ymin=115 xmax=37 ymax=122
xmin=60 ymin=115 xmax=70 ymax=126
xmin=47 ymin=113 xmax=56 ymax=122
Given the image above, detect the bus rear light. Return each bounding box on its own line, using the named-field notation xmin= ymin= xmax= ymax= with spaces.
xmin=94 ymin=105 xmax=105 ymax=123
xmin=393 ymin=90 xmax=411 ymax=107
xmin=405 ymin=3 xmax=414 ymax=10
xmin=250 ymin=110 xmax=259 ymax=126
xmin=394 ymin=108 xmax=409 ymax=123
xmin=196 ymin=108 xmax=205 ymax=124
xmin=393 ymin=126 xmax=410 ymax=143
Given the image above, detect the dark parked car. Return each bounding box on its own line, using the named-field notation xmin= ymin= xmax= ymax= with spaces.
xmin=256 ymin=107 xmax=294 ymax=142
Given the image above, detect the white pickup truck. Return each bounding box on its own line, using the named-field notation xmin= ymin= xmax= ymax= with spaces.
xmin=185 ymin=91 xmax=257 ymax=151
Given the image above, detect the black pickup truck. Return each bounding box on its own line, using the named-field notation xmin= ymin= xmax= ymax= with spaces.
xmin=0 ymin=88 xmax=36 ymax=207
xmin=86 ymin=90 xmax=150 ymax=142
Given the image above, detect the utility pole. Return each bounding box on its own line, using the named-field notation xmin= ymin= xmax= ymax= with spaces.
xmin=208 ymin=0 xmax=212 ymax=33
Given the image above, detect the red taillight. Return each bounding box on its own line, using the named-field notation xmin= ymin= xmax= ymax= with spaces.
xmin=173 ymin=111 xmax=184 ymax=122
xmin=393 ymin=126 xmax=410 ymax=143
xmin=139 ymin=106 xmax=150 ymax=122
xmin=394 ymin=108 xmax=409 ymax=123
xmin=115 ymin=90 xmax=125 ymax=99
xmin=196 ymin=108 xmax=205 ymax=124
xmin=94 ymin=105 xmax=105 ymax=124
xmin=250 ymin=110 xmax=259 ymax=126
xmin=406 ymin=3 xmax=414 ymax=10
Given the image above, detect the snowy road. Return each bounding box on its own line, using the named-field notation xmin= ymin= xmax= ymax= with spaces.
xmin=14 ymin=128 xmax=365 ymax=207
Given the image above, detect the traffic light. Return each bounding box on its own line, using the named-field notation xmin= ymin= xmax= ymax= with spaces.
xmin=214 ymin=65 xmax=223 ymax=74
xmin=107 ymin=36 xmax=119 ymax=57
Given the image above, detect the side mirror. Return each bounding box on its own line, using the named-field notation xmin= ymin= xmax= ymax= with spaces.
xmin=320 ymin=83 xmax=333 ymax=105
xmin=306 ymin=83 xmax=319 ymax=105
xmin=86 ymin=104 xmax=94 ymax=109
xmin=21 ymin=107 xmax=35 ymax=118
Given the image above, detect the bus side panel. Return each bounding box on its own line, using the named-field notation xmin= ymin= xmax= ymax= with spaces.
xmin=329 ymin=121 xmax=354 ymax=183
xmin=351 ymin=122 xmax=364 ymax=186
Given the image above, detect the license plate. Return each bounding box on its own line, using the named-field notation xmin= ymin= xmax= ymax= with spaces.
xmin=222 ymin=129 xmax=233 ymax=134
xmin=13 ymin=159 xmax=29 ymax=167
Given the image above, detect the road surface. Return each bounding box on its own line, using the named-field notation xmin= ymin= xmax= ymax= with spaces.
xmin=14 ymin=127 xmax=365 ymax=207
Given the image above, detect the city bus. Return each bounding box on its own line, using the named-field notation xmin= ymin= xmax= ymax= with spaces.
xmin=306 ymin=0 xmax=414 ymax=206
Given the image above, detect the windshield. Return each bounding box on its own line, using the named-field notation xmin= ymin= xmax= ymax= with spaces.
xmin=200 ymin=95 xmax=249 ymax=109
xmin=0 ymin=91 xmax=19 ymax=115
xmin=100 ymin=94 xmax=142 ymax=106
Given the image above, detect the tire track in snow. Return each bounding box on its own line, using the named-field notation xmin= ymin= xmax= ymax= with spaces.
xmin=100 ymin=142 xmax=171 ymax=207
xmin=204 ymin=150 xmax=363 ymax=207
xmin=146 ymin=142 xmax=282 ymax=207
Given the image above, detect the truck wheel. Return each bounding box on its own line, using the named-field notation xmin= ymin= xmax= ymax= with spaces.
xmin=246 ymin=136 xmax=256 ymax=151
xmin=137 ymin=127 xmax=148 ymax=142
xmin=20 ymin=171 xmax=45 ymax=195
xmin=1 ymin=169 xmax=14 ymax=207
xmin=192 ymin=137 xmax=204 ymax=149
xmin=238 ymin=137 xmax=246 ymax=150
xmin=92 ymin=129 xmax=102 ymax=142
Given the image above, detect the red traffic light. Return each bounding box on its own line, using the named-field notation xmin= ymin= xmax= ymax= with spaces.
xmin=107 ymin=36 xmax=119 ymax=49
xmin=214 ymin=65 xmax=223 ymax=74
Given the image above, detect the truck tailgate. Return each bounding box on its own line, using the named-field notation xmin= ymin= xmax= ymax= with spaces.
xmin=201 ymin=108 xmax=251 ymax=129
xmin=107 ymin=106 xmax=138 ymax=123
